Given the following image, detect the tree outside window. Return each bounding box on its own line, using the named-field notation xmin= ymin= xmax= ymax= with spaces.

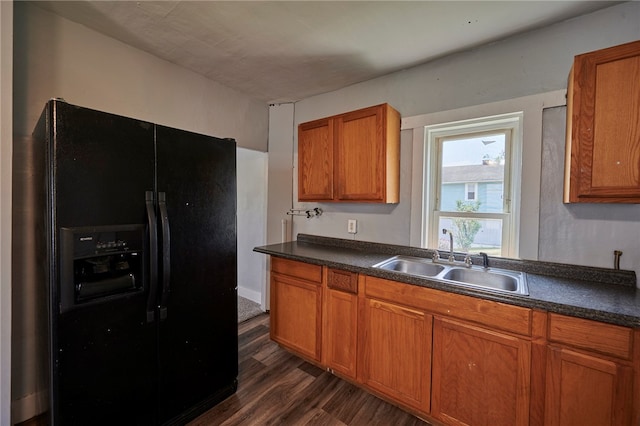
xmin=452 ymin=200 xmax=481 ymax=252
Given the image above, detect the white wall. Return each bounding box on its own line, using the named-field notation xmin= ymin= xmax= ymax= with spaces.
xmin=237 ymin=148 xmax=267 ymax=307
xmin=539 ymin=106 xmax=640 ymax=272
xmin=281 ymin=2 xmax=640 ymax=275
xmin=262 ymin=103 xmax=296 ymax=311
xmin=0 ymin=2 xmax=13 ymax=424
xmin=292 ymin=2 xmax=640 ymax=124
xmin=11 ymin=3 xmax=269 ymax=422
xmin=266 ymin=103 xmax=295 ymax=245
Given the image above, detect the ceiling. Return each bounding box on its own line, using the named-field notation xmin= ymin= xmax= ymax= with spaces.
xmin=34 ymin=1 xmax=620 ymax=104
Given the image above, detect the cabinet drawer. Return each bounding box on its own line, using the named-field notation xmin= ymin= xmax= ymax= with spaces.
xmin=548 ymin=313 xmax=633 ymax=360
xmin=364 ymin=275 xmax=532 ymax=336
xmin=327 ymin=268 xmax=358 ymax=293
xmin=272 ymin=257 xmax=322 ymax=283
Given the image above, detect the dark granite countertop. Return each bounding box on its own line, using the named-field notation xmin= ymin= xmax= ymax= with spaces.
xmin=254 ymin=234 xmax=640 ymax=328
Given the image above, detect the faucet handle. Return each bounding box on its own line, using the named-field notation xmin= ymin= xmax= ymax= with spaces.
xmin=463 ymin=254 xmax=473 ymax=268
xmin=432 ymin=251 xmax=441 ymax=262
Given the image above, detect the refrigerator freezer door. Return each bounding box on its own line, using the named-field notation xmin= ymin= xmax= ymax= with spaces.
xmin=155 ymin=125 xmax=238 ymax=424
xmin=47 ymin=101 xmax=158 ymax=425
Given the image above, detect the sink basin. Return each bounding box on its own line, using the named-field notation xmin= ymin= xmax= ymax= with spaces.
xmin=372 ymin=256 xmax=528 ymax=295
xmin=373 ymin=256 xmax=445 ymax=277
xmin=441 ymin=267 xmax=526 ymax=294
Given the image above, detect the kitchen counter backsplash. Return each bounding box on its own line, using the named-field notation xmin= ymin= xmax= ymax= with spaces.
xmin=297 ymin=234 xmax=636 ymax=287
xmin=255 ymin=234 xmax=640 ymax=327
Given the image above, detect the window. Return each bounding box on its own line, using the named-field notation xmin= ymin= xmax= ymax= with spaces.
xmin=464 ymin=182 xmax=477 ymax=201
xmin=406 ymin=90 xmax=566 ymax=259
xmin=424 ymin=113 xmax=522 ymax=257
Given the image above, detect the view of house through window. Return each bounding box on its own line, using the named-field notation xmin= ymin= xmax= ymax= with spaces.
xmin=425 ymin=113 xmax=522 ymax=257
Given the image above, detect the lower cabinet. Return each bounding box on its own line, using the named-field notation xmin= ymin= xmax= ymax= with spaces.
xmin=544 ymin=347 xmax=633 ymax=426
xmin=270 ymin=257 xmax=323 ymax=362
xmin=431 ymin=317 xmax=531 ymax=426
xmin=268 ymin=258 xmax=639 ymax=425
xmin=323 ymin=269 xmax=358 ymax=379
xmin=544 ymin=313 xmax=636 ymax=426
xmin=359 ymin=297 xmax=432 ymax=414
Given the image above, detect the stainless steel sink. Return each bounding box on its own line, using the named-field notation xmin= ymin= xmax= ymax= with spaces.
xmin=372 ymin=256 xmax=528 ymax=296
xmin=441 ymin=267 xmax=526 ymax=294
xmin=373 ymin=256 xmax=445 ymax=277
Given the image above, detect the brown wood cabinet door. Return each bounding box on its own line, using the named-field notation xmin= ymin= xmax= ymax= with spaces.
xmin=359 ymin=298 xmax=432 ymax=414
xmin=544 ymin=346 xmax=633 ymax=426
xmin=323 ymin=287 xmax=358 ymax=379
xmin=335 ymin=105 xmax=385 ymax=201
xmin=298 ymin=118 xmax=334 ymax=201
xmin=431 ymin=317 xmax=531 ymax=426
xmin=565 ymin=40 xmax=640 ymax=202
xmin=297 ymin=103 xmax=399 ymax=203
xmin=270 ymin=272 xmax=322 ymax=362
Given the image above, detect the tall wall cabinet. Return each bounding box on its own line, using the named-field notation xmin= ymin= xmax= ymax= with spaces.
xmin=564 ymin=40 xmax=640 ymax=203
xmin=298 ymin=103 xmax=400 ymax=203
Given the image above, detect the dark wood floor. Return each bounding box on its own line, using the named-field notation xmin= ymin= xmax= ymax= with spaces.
xmin=190 ymin=314 xmax=431 ymax=426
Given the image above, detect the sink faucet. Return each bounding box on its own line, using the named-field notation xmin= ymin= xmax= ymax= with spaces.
xmin=442 ymin=229 xmax=455 ymax=262
xmin=479 ymin=252 xmax=489 ymax=269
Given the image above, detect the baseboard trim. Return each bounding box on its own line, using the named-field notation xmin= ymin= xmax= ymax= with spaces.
xmin=237 ymin=287 xmax=261 ymax=305
xmin=12 ymin=390 xmax=48 ymax=425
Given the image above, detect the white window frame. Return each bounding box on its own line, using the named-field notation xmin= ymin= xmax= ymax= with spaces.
xmin=464 ymin=182 xmax=478 ymax=201
xmin=404 ymin=90 xmax=567 ymax=260
xmin=426 ymin=118 xmax=520 ymax=257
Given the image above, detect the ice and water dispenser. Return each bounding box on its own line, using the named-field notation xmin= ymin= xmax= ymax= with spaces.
xmin=59 ymin=225 xmax=145 ymax=311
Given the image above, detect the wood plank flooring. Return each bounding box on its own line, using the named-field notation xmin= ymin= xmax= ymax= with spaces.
xmin=190 ymin=314 xmax=431 ymax=426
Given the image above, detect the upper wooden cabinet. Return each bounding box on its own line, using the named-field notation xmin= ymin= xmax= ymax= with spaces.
xmin=298 ymin=118 xmax=334 ymax=201
xmin=564 ymin=40 xmax=640 ymax=203
xmin=298 ymin=103 xmax=400 ymax=203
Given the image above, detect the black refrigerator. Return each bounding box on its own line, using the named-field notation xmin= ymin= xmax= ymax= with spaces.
xmin=32 ymin=99 xmax=238 ymax=425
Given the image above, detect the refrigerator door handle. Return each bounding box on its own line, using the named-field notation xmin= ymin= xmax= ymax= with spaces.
xmin=158 ymin=191 xmax=171 ymax=320
xmin=145 ymin=191 xmax=158 ymax=323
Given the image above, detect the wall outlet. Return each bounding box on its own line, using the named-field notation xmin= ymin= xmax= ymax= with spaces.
xmin=347 ymin=219 xmax=357 ymax=234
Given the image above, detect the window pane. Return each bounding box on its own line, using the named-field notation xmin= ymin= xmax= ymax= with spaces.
xmin=465 ymin=182 xmax=477 ymax=201
xmin=438 ymin=216 xmax=503 ymax=255
xmin=440 ymin=134 xmax=505 ymax=213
